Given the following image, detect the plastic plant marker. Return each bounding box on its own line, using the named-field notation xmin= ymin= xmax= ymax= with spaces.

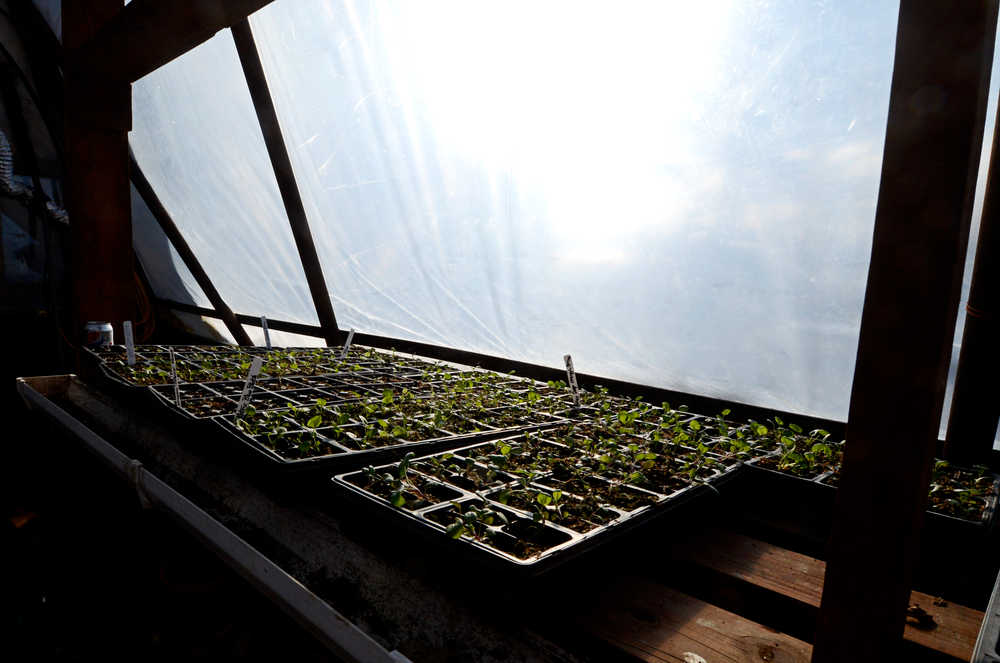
xmin=564 ymin=354 xmax=582 ymax=409
xmin=168 ymin=347 xmax=181 ymax=406
xmin=340 ymin=328 xmax=356 ymax=360
xmin=261 ymin=316 xmax=272 ymax=349
xmin=236 ymin=357 xmax=264 ymax=418
xmin=124 ymin=321 xmax=136 ymax=366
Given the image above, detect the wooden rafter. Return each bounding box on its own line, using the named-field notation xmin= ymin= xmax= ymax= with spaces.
xmin=68 ymin=0 xmax=277 ymax=84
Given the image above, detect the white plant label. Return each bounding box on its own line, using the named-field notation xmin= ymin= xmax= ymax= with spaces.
xmin=339 ymin=328 xmax=356 ymax=361
xmin=564 ymin=354 xmax=581 ymax=408
xmin=123 ymin=320 xmax=136 ymax=366
xmin=261 ymin=316 xmax=272 ymax=350
xmin=235 ymin=357 xmax=264 ymax=419
xmin=168 ymin=348 xmax=181 ymax=406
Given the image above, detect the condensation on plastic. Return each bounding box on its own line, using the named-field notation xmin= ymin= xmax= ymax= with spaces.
xmin=243 ymin=0 xmax=898 ymax=421
xmin=130 ymin=30 xmax=320 ymax=326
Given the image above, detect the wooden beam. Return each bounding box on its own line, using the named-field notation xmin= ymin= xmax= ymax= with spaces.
xmin=673 ymin=529 xmax=983 ymax=661
xmin=574 ymin=577 xmax=812 ymax=663
xmin=230 ymin=20 xmax=342 ymax=347
xmin=67 ymin=0 xmax=276 ymax=85
xmin=813 ymin=2 xmax=998 ymax=662
xmin=64 ymin=0 xmax=134 ymax=343
xmin=945 ymin=98 xmax=1000 ymax=463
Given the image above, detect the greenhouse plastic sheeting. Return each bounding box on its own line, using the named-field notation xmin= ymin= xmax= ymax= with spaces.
xmin=130 ymin=183 xmax=211 ymax=309
xmin=130 ymin=30 xmax=320 ymax=326
xmin=242 ymin=0 xmax=897 ymax=420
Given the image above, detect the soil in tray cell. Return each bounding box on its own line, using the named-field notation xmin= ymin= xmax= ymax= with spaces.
xmin=367 ymin=372 xmax=417 ymax=386
xmin=324 ymin=386 xmax=375 ymax=401
xmin=543 ymin=475 xmax=658 ymax=512
xmin=488 ymin=487 xmax=618 ymax=534
xmin=178 ymin=396 xmax=237 ymax=418
xmin=708 ymin=437 xmax=759 ymax=463
xmin=202 ymin=380 xmax=248 ymax=397
xmin=105 ymin=360 xmax=173 ymax=385
xmin=423 ymin=501 xmax=572 ymax=560
xmin=345 ymin=471 xmax=463 ymax=511
xmin=927 ymin=461 xmax=996 ymax=522
xmin=752 ymin=440 xmax=842 ymax=480
xmin=465 ymin=407 xmax=537 ymax=430
xmin=285 ymin=405 xmax=349 ymax=429
xmin=257 ymin=377 xmax=310 ymax=392
xmin=421 ymin=411 xmax=488 ymax=436
xmin=463 ymin=435 xmax=571 ymax=461
xmin=326 ymin=372 xmax=380 ymax=387
xmin=152 ymin=383 xmax=216 ymax=402
xmin=351 ymin=417 xmax=439 ymax=447
xmin=245 ymin=392 xmax=297 ymax=410
xmin=294 ymin=375 xmax=349 ymax=389
xmin=620 ymin=464 xmax=691 ymax=496
xmin=753 ymin=455 xmax=827 ymax=481
xmin=665 ymin=457 xmax=719 ymax=483
xmin=254 ymin=430 xmax=347 ymax=460
xmin=412 ymin=458 xmax=512 ymax=492
xmin=282 ymin=388 xmax=340 ymax=406
xmin=494 ymin=519 xmax=573 ymax=559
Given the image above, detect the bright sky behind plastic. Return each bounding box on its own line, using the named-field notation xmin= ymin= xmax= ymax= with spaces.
xmin=128 ymin=0 xmax=996 ymax=428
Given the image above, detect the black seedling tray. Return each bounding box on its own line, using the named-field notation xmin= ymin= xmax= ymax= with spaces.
xmin=332 ymin=432 xmax=743 ymax=576
xmin=211 ymin=402 xmax=569 ymax=477
xmin=742 ymin=456 xmax=1000 ymax=535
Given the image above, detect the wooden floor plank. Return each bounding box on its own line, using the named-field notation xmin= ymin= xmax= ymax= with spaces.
xmin=673 ymin=529 xmax=983 ymax=661
xmin=574 ymin=576 xmax=812 ymax=663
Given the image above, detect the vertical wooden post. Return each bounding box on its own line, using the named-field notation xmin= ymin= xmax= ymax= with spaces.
xmin=64 ymin=1 xmax=134 ymax=343
xmin=945 ymin=100 xmax=1000 ymax=463
xmin=813 ymin=2 xmax=997 ymax=662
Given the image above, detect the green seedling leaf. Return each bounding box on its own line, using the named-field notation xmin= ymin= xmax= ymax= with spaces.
xmin=446 ymin=521 xmax=465 ymax=539
xmin=306 ymin=415 xmax=322 ymax=429
xmin=389 ymin=491 xmax=405 ymax=508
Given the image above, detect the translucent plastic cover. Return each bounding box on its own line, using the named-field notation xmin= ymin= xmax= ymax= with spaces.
xmin=241 ymin=0 xmax=900 ymax=420
xmin=131 ymin=30 xmax=319 ymax=326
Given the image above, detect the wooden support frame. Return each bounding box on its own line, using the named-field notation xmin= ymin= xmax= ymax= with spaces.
xmin=945 ymin=99 xmax=1000 ymax=463
xmin=64 ymin=0 xmax=135 ymax=342
xmin=814 ymin=2 xmax=998 ymax=662
xmin=68 ymin=0 xmax=277 ymax=85
xmin=129 ymin=153 xmax=253 ymax=346
xmin=230 ymin=19 xmax=341 ymax=347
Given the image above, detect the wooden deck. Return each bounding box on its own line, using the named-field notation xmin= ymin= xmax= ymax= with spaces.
xmin=573 ymin=529 xmax=984 ymax=663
